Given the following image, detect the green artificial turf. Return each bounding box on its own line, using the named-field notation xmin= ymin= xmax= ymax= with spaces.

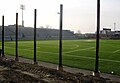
xmin=0 ymin=39 xmax=120 ymax=75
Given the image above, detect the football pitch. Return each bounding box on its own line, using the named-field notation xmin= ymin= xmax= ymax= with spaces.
xmin=0 ymin=39 xmax=120 ymax=75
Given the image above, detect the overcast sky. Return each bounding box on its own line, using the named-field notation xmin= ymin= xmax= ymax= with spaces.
xmin=0 ymin=0 xmax=120 ymax=33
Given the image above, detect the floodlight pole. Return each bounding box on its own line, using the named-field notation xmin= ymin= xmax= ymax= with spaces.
xmin=15 ymin=13 xmax=19 ymax=61
xmin=20 ymin=4 xmax=25 ymax=27
xmin=59 ymin=4 xmax=63 ymax=71
xmin=34 ymin=9 xmax=37 ymax=64
xmin=2 ymin=16 xmax=5 ymax=57
xmin=114 ymin=23 xmax=116 ymax=31
xmin=22 ymin=9 xmax=24 ymax=27
xmin=95 ymin=0 xmax=100 ymax=77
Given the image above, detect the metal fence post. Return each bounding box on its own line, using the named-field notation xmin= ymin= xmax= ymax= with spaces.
xmin=34 ymin=9 xmax=37 ymax=64
xmin=2 ymin=16 xmax=5 ymax=57
xmin=15 ymin=13 xmax=19 ymax=61
xmin=94 ymin=0 xmax=100 ymax=77
xmin=59 ymin=4 xmax=63 ymax=71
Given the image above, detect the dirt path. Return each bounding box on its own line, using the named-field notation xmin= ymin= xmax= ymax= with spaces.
xmin=5 ymin=55 xmax=120 ymax=82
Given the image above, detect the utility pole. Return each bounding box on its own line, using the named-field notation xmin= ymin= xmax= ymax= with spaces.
xmin=20 ymin=4 xmax=25 ymax=27
xmin=59 ymin=4 xmax=63 ymax=71
xmin=94 ymin=0 xmax=100 ymax=77
xmin=114 ymin=23 xmax=116 ymax=31
xmin=15 ymin=13 xmax=19 ymax=61
xmin=34 ymin=9 xmax=37 ymax=64
xmin=2 ymin=16 xmax=5 ymax=57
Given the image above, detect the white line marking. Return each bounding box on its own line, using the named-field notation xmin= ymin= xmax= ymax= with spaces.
xmin=5 ymin=42 xmax=80 ymax=50
xmin=4 ymin=46 xmax=58 ymax=55
xmin=20 ymin=43 xmax=79 ymax=50
xmin=81 ymin=40 xmax=95 ymax=42
xmin=112 ymin=50 xmax=120 ymax=53
xmin=68 ymin=44 xmax=79 ymax=49
xmin=63 ymin=47 xmax=95 ymax=53
xmin=4 ymin=46 xmax=120 ymax=63
xmin=64 ymin=54 xmax=120 ymax=63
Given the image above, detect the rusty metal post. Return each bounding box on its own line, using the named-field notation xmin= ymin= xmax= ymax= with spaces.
xmin=34 ymin=9 xmax=37 ymax=64
xmin=59 ymin=4 xmax=63 ymax=71
xmin=15 ymin=13 xmax=19 ymax=61
xmin=94 ymin=0 xmax=100 ymax=77
xmin=2 ymin=16 xmax=5 ymax=57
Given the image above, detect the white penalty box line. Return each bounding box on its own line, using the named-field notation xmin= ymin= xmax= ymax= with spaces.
xmin=4 ymin=46 xmax=120 ymax=63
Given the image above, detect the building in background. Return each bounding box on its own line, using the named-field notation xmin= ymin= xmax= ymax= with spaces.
xmin=0 ymin=25 xmax=120 ymax=40
xmin=0 ymin=25 xmax=76 ymax=40
xmin=99 ymin=28 xmax=120 ymax=39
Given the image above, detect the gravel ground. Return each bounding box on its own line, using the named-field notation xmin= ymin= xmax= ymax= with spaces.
xmin=0 ymin=57 xmax=117 ymax=83
xmin=5 ymin=55 xmax=120 ymax=82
